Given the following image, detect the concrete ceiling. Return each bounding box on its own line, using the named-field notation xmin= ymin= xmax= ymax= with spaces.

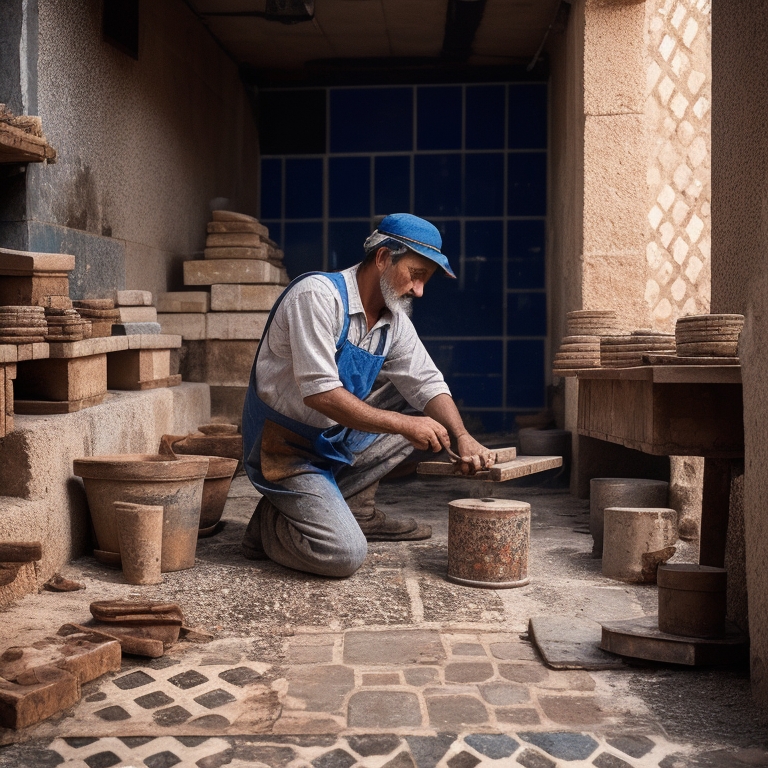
xmin=188 ymin=0 xmax=561 ymax=74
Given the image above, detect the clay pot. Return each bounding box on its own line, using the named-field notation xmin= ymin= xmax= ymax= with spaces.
xmin=160 ymin=432 xmax=242 ymax=462
xmin=115 ymin=501 xmax=163 ymax=585
xmin=73 ymin=454 xmax=209 ymax=572
xmin=199 ymin=456 xmax=239 ymax=535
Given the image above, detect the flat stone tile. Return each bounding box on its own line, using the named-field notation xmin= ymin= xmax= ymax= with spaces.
xmin=478 ymin=682 xmax=530 ymax=706
xmin=406 ymin=734 xmax=458 ymax=768
xmin=451 ymin=643 xmax=486 ymax=657
xmin=538 ymin=695 xmax=606 ymax=725
xmin=153 ymin=705 xmax=193 ymax=727
xmin=403 ymin=667 xmax=439 ymax=687
xmin=168 ymin=670 xmax=209 ymax=690
xmin=346 ymin=734 xmax=402 ymax=757
xmin=464 ymin=734 xmax=519 ymax=759
xmin=426 ymin=696 xmax=488 ymax=729
xmin=362 ymin=673 xmax=401 ymax=686
xmin=218 ymin=666 xmax=262 ymax=687
xmin=135 ymin=691 xmax=175 ymax=709
xmin=289 ymin=645 xmax=334 ymax=664
xmin=593 ymin=753 xmax=633 ymax=768
xmin=348 ymin=691 xmax=422 ymax=728
xmin=112 ymin=670 xmax=155 ymax=690
xmin=444 ymin=662 xmax=494 ymax=683
xmin=498 ymin=664 xmax=550 ymax=683
xmin=383 ymin=753 xmax=417 ymax=768
xmin=344 ymin=630 xmax=445 ymax=665
xmin=83 ymin=752 xmax=121 ymax=768
xmin=535 ymin=669 xmax=596 ymax=691
xmin=233 ymin=744 xmax=296 ymax=764
xmin=193 ymin=688 xmax=237 ymax=709
xmin=312 ymin=748 xmax=357 ymax=768
xmin=144 ymin=751 xmax=182 ymax=768
xmin=519 ymin=732 xmax=599 ymax=761
xmin=496 ymin=707 xmax=541 ymax=725
xmin=606 ymin=735 xmax=655 ymax=759
xmin=446 ymin=752 xmax=481 ymax=768
xmin=286 ymin=665 xmax=355 ymax=713
xmin=490 ymin=642 xmax=538 ymax=661
xmin=516 ymin=749 xmax=556 ymax=768
xmin=93 ymin=705 xmax=130 ymax=722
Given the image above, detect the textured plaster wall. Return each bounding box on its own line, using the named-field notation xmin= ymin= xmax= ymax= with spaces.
xmin=1 ymin=0 xmax=259 ymax=299
xmin=711 ymin=0 xmax=768 ymax=708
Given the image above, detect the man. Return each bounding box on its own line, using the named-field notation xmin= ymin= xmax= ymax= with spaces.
xmin=241 ymin=213 xmax=495 ymax=577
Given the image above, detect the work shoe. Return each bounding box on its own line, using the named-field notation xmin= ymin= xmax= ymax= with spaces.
xmin=242 ymin=498 xmax=269 ymax=560
xmin=347 ymin=482 xmax=432 ymax=542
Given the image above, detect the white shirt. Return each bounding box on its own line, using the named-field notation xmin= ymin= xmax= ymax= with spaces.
xmin=255 ymin=264 xmax=451 ymax=429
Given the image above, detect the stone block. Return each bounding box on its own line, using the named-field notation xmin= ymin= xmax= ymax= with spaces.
xmin=15 ymin=354 xmax=107 ymax=402
xmin=0 ymin=667 xmax=80 ymax=729
xmin=0 ymin=248 xmax=74 ymax=307
xmin=112 ymin=322 xmax=162 ymax=335
xmin=204 ymin=245 xmax=268 ymax=260
xmin=107 ymin=349 xmax=171 ymax=390
xmin=210 ymin=284 xmax=284 ymax=312
xmin=208 ymin=220 xmax=269 ymax=237
xmin=47 ymin=336 xmax=128 ymax=358
xmin=207 ymin=233 xmax=266 ymax=249
xmin=210 ymin=385 xmax=247 ymax=426
xmin=205 ymin=340 xmax=257 ymax=386
xmin=347 ymin=691 xmax=422 ymax=727
xmin=184 ymin=259 xmax=282 ymax=286
xmin=158 ymin=314 xmax=206 ymax=341
xmin=157 ymin=292 xmax=210 ymax=314
xmin=116 ymin=290 xmax=153 ymax=307
xmin=206 ymin=312 xmax=268 ymax=340
xmin=117 ymin=307 xmax=158 ymax=323
xmin=127 ymin=334 xmax=182 ymax=350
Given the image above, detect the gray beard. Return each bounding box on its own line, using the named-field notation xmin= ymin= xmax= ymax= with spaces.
xmin=380 ymin=274 xmax=413 ymax=318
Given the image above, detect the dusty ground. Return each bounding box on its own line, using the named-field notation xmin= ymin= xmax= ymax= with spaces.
xmin=0 ymin=471 xmax=766 ymax=767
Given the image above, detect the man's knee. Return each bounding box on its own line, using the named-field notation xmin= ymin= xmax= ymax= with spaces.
xmin=321 ymin=526 xmax=368 ymax=578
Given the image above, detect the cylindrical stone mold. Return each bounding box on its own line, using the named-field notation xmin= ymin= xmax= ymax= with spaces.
xmin=657 ymin=564 xmax=727 ymax=638
xmin=590 ymin=478 xmax=669 ymax=557
xmin=447 ymin=498 xmax=530 ymax=588
xmin=602 ymin=507 xmax=678 ymax=583
xmin=115 ymin=501 xmax=163 ymax=585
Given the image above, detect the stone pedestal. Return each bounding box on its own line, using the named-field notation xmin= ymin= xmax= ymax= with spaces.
xmin=0 ymin=248 xmax=75 ymax=306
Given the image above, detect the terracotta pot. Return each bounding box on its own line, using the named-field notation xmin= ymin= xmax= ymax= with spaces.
xmin=199 ymin=456 xmax=239 ymax=532
xmin=115 ymin=501 xmax=163 ymax=585
xmin=73 ymin=454 xmax=209 ymax=572
xmin=160 ymin=433 xmax=242 ymax=462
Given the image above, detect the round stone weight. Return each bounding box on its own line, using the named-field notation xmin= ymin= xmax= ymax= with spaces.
xmin=447 ymin=498 xmax=530 ymax=588
xmin=657 ymin=564 xmax=727 ymax=638
xmin=602 ymin=507 xmax=678 ymax=583
xmin=590 ymin=478 xmax=669 ymax=556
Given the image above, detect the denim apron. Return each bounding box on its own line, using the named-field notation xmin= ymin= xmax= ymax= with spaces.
xmin=242 ymin=271 xmax=387 ymax=495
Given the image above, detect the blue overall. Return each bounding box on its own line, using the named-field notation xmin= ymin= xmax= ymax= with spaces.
xmin=240 ymin=271 xmax=414 ymax=577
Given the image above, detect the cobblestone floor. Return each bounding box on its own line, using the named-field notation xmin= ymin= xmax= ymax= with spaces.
xmin=0 ymin=472 xmax=766 ymax=767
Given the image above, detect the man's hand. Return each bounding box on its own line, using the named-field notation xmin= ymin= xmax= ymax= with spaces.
xmin=400 ymin=415 xmax=452 ymax=453
xmin=453 ymin=433 xmax=496 ymax=475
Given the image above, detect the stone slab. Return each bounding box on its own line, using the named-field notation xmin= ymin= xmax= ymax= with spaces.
xmin=206 ymin=312 xmax=268 ymax=340
xmin=13 ymin=343 xmax=49 ymax=362
xmin=112 ymin=323 xmax=162 ymax=336
xmin=206 ymin=233 xmax=266 ymax=249
xmin=157 ymin=292 xmax=211 ymax=314
xmin=13 ymin=393 xmax=107 ymax=414
xmin=208 ymin=220 xmax=268 ymax=236
xmin=184 ymin=260 xmax=282 ymax=286
xmin=210 ymin=284 xmax=284 ymax=312
xmin=285 ymin=665 xmax=354 ymax=713
xmin=528 ymin=616 xmax=626 ymax=670
xmin=46 ymin=336 xmax=129 ymax=358
xmin=116 ymin=290 xmax=153 ymax=307
xmin=599 ymin=615 xmax=749 ymax=666
xmin=347 ymin=691 xmax=422 ymax=728
xmin=117 ymin=307 xmax=157 ymax=323
xmin=343 ymin=630 xmax=445 ymax=665
xmin=126 ymin=334 xmax=182 ymax=350
xmin=0 ymin=247 xmax=75 ymax=275
xmin=204 ymin=246 xmax=268 ymax=261
xmin=158 ymin=314 xmax=206 ymax=341
xmin=0 ymin=667 xmax=80 ymax=730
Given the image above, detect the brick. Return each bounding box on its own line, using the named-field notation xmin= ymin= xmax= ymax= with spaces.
xmin=184 ymin=259 xmax=282 ymax=286
xmin=210 ymin=283 xmax=284 ymax=312
xmin=116 ymin=290 xmax=153 ymax=306
xmin=348 ymin=691 xmax=422 ymax=727
xmin=205 ymin=340 xmax=257 ymax=386
xmin=117 ymin=307 xmax=157 ymax=323
xmin=208 ymin=220 xmax=269 ymax=236
xmin=158 ymin=313 xmax=206 ymax=341
xmin=206 ymin=312 xmax=268 ymax=340
xmin=157 ymin=292 xmax=210 ymax=313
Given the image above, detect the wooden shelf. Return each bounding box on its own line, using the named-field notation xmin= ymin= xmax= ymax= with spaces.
xmin=0 ymin=122 xmax=56 ymax=164
xmin=576 ymin=364 xmax=741 ymax=385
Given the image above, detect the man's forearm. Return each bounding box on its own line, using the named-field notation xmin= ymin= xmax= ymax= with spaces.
xmin=304 ymin=387 xmax=406 ymax=434
xmin=423 ymin=393 xmax=468 ymax=443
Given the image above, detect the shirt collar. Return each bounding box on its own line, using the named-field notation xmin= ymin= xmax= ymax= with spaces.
xmin=342 ymin=264 xmax=393 ymax=329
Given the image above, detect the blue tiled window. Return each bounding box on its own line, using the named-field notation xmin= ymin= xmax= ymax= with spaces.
xmin=260 ymin=80 xmax=548 ymax=429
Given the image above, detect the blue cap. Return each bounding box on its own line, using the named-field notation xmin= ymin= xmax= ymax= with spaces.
xmin=376 ymin=213 xmax=456 ymax=278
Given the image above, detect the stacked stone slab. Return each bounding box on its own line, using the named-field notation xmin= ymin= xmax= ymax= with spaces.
xmin=113 ymin=289 xmax=161 ymax=335
xmin=73 ymin=299 xmax=120 ymax=338
xmin=158 ymin=211 xmax=289 ymax=425
xmin=600 ymin=330 xmax=675 ymax=368
xmin=552 ymin=310 xmax=619 ymax=376
xmin=675 ymin=314 xmax=743 ymax=359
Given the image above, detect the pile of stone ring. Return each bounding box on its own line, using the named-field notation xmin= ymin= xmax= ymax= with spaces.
xmin=72 ymin=298 xmax=120 ymax=338
xmin=44 ymin=307 xmax=92 ymax=342
xmin=675 ymin=314 xmax=744 ymax=360
xmin=0 ymin=306 xmax=48 ymax=344
xmin=552 ymin=310 xmax=618 ymax=375
xmin=601 ymin=329 xmax=676 ymax=368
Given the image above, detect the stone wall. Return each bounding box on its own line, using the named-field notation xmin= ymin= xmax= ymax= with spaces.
xmin=711 ymin=0 xmax=768 ymax=709
xmin=0 ymin=0 xmax=259 ymax=300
